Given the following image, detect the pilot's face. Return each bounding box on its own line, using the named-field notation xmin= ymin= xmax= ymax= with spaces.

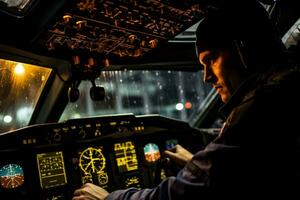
xmin=199 ymin=49 xmax=247 ymax=103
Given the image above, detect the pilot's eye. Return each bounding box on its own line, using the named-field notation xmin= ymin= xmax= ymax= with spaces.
xmin=204 ymin=56 xmax=216 ymax=67
xmin=200 ymin=51 xmax=219 ymax=68
xmin=208 ymin=58 xmax=214 ymax=65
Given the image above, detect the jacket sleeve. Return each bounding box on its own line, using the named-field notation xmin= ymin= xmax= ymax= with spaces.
xmin=106 ymin=142 xmax=241 ymax=200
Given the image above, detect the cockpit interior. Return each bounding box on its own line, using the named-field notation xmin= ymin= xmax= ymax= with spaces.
xmin=0 ymin=0 xmax=299 ymax=199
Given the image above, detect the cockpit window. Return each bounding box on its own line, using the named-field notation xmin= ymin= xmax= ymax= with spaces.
xmin=0 ymin=0 xmax=33 ymax=13
xmin=0 ymin=58 xmax=52 ymax=133
xmin=60 ymin=69 xmax=212 ymax=123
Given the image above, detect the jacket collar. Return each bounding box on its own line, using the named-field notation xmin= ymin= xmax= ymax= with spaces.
xmin=219 ymin=73 xmax=259 ymax=119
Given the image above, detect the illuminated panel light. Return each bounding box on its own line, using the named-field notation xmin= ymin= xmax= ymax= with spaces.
xmin=125 ymin=175 xmax=141 ymax=189
xmin=166 ymin=139 xmax=178 ymax=150
xmin=36 ymin=151 xmax=67 ymax=189
xmin=160 ymin=169 xmax=167 ymax=181
xmin=175 ymin=103 xmax=184 ymax=111
xmin=114 ymin=141 xmax=138 ymax=173
xmin=78 ymin=147 xmax=108 ymax=187
xmin=0 ymin=164 xmax=24 ymax=189
xmin=144 ymin=143 xmax=161 ymax=163
xmin=134 ymin=126 xmax=144 ymax=132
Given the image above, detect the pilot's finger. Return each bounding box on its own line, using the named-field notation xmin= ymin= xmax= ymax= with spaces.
xmin=175 ymin=144 xmax=184 ymax=150
xmin=165 ymin=146 xmax=176 ymax=152
xmin=81 ymin=182 xmax=93 ymax=188
xmin=72 ymin=196 xmax=82 ymax=200
xmin=164 ymin=149 xmax=178 ymax=159
xmin=73 ymin=188 xmax=84 ymax=196
xmin=166 ymin=144 xmax=182 ymax=152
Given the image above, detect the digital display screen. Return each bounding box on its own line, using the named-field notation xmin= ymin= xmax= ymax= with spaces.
xmin=0 ymin=164 xmax=24 ymax=189
xmin=78 ymin=147 xmax=108 ymax=187
xmin=124 ymin=175 xmax=141 ymax=189
xmin=36 ymin=151 xmax=67 ymax=189
xmin=114 ymin=141 xmax=138 ymax=173
xmin=144 ymin=143 xmax=161 ymax=163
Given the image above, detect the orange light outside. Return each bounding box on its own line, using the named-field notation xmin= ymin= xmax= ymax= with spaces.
xmin=185 ymin=101 xmax=192 ymax=109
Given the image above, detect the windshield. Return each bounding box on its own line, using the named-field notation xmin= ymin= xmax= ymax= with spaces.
xmin=0 ymin=58 xmax=52 ymax=133
xmin=60 ymin=69 xmax=212 ymax=123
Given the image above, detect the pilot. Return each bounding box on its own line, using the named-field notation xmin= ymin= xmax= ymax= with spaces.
xmin=72 ymin=0 xmax=300 ymax=199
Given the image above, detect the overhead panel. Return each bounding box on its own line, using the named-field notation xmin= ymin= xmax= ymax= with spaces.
xmin=37 ymin=0 xmax=203 ymax=60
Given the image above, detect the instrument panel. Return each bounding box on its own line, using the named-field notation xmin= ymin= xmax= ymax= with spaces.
xmin=0 ymin=114 xmax=206 ymax=200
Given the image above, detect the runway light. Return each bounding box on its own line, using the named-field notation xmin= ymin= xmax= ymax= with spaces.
xmin=17 ymin=107 xmax=33 ymax=123
xmin=3 ymin=115 xmax=12 ymax=123
xmin=185 ymin=101 xmax=192 ymax=109
xmin=175 ymin=103 xmax=184 ymax=111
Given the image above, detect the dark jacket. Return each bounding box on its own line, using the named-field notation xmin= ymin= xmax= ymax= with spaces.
xmin=107 ymin=67 xmax=300 ymax=200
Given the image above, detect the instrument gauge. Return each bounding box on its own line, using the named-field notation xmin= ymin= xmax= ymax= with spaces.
xmin=0 ymin=164 xmax=24 ymax=189
xmin=79 ymin=147 xmax=106 ymax=174
xmin=79 ymin=147 xmax=108 ymax=186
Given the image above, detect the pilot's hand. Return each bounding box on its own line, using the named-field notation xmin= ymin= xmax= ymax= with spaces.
xmin=164 ymin=144 xmax=193 ymax=167
xmin=72 ymin=183 xmax=109 ymax=200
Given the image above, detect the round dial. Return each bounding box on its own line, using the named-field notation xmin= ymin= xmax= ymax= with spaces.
xmin=144 ymin=143 xmax=161 ymax=163
xmin=79 ymin=147 xmax=106 ymax=174
xmin=98 ymin=172 xmax=108 ymax=185
xmin=0 ymin=164 xmax=24 ymax=189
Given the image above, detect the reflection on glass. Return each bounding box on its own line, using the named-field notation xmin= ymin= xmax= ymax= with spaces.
xmin=0 ymin=58 xmax=52 ymax=133
xmin=0 ymin=164 xmax=24 ymax=189
xmin=165 ymin=139 xmax=178 ymax=150
xmin=78 ymin=147 xmax=108 ymax=187
xmin=144 ymin=143 xmax=161 ymax=163
xmin=114 ymin=141 xmax=138 ymax=173
xmin=60 ymin=70 xmax=212 ymax=122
